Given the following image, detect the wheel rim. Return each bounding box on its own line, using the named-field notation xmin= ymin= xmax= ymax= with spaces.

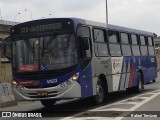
xmin=96 ymin=84 xmax=104 ymax=102
xmin=138 ymin=74 xmax=142 ymax=90
xmin=139 ymin=79 xmax=142 ymax=90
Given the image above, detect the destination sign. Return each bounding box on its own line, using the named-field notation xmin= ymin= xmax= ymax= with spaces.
xmin=20 ymin=23 xmax=62 ymax=34
xmin=11 ymin=19 xmax=74 ymax=35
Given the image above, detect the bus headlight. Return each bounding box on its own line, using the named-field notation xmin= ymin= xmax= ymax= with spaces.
xmin=71 ymin=72 xmax=79 ymax=81
xmin=66 ymin=72 xmax=79 ymax=85
xmin=12 ymin=80 xmax=19 ymax=87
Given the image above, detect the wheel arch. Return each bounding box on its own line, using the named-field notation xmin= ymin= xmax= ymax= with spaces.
xmin=98 ymin=74 xmax=108 ymax=94
xmin=138 ymin=69 xmax=144 ymax=84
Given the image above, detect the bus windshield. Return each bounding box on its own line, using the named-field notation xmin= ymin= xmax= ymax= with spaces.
xmin=13 ymin=34 xmax=77 ymax=72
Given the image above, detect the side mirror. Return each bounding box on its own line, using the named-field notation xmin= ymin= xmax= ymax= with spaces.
xmin=79 ymin=37 xmax=89 ymax=50
xmin=3 ymin=36 xmax=12 ymax=60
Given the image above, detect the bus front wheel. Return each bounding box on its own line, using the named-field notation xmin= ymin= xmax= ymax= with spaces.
xmin=40 ymin=100 xmax=56 ymax=108
xmin=93 ymin=80 xmax=105 ymax=104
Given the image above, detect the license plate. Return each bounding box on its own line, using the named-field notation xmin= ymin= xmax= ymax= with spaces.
xmin=37 ymin=91 xmax=48 ymax=96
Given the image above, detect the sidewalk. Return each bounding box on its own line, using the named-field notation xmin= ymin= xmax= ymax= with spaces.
xmin=0 ymin=101 xmax=42 ymax=111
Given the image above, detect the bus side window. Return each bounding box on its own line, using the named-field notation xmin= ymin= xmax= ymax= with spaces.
xmin=148 ymin=37 xmax=155 ymax=56
xmin=93 ymin=28 xmax=109 ymax=57
xmin=120 ymin=32 xmax=132 ymax=56
xmin=140 ymin=35 xmax=148 ymax=56
xmin=131 ymin=34 xmax=141 ymax=56
xmin=108 ymin=30 xmax=121 ymax=56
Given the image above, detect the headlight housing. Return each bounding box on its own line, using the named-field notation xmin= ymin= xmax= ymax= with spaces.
xmin=66 ymin=72 xmax=79 ymax=85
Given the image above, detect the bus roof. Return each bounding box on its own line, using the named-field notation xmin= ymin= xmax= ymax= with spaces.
xmin=11 ymin=17 xmax=154 ymax=36
xmin=71 ymin=18 xmax=154 ymax=36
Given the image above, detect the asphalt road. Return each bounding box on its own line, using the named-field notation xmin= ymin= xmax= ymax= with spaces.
xmin=1 ymin=72 xmax=160 ymax=120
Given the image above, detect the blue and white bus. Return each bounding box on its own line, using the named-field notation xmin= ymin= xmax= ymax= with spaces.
xmin=3 ymin=18 xmax=157 ymax=107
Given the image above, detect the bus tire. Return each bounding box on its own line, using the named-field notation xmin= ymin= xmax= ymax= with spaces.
xmin=135 ymin=72 xmax=144 ymax=93
xmin=40 ymin=100 xmax=56 ymax=108
xmin=153 ymin=79 xmax=156 ymax=82
xmin=93 ymin=79 xmax=105 ymax=104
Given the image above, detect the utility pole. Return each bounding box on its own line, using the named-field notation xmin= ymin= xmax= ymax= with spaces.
xmin=0 ymin=8 xmax=2 ymax=20
xmin=106 ymin=0 xmax=108 ymax=27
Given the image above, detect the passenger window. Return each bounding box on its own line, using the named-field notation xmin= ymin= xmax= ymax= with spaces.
xmin=131 ymin=34 xmax=140 ymax=56
xmin=95 ymin=43 xmax=109 ymax=56
xmin=140 ymin=36 xmax=146 ymax=45
xmin=94 ymin=29 xmax=105 ymax=42
xmin=108 ymin=30 xmax=119 ymax=43
xmin=131 ymin=34 xmax=138 ymax=45
xmin=121 ymin=33 xmax=132 ymax=56
xmin=148 ymin=37 xmax=154 ymax=46
xmin=148 ymin=37 xmax=155 ymax=55
xmin=94 ymin=28 xmax=109 ymax=57
xmin=108 ymin=30 xmax=121 ymax=56
xmin=121 ymin=33 xmax=129 ymax=44
xmin=148 ymin=46 xmax=155 ymax=56
xmin=140 ymin=46 xmax=148 ymax=56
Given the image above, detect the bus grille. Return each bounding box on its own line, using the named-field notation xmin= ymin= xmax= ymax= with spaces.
xmin=27 ymin=91 xmax=58 ymax=98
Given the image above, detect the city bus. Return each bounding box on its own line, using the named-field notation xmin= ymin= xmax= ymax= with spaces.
xmin=3 ymin=18 xmax=157 ymax=108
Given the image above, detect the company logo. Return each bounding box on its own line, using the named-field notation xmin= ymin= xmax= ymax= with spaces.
xmin=151 ymin=58 xmax=155 ymax=62
xmin=113 ymin=62 xmax=121 ymax=69
xmin=2 ymin=112 xmax=11 ymax=117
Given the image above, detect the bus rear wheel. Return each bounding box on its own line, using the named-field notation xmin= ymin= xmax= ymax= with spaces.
xmin=93 ymin=80 xmax=105 ymax=104
xmin=40 ymin=100 xmax=56 ymax=108
xmin=135 ymin=72 xmax=144 ymax=93
xmin=153 ymin=79 xmax=156 ymax=82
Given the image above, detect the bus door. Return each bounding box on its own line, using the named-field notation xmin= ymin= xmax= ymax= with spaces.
xmin=77 ymin=26 xmax=93 ymax=98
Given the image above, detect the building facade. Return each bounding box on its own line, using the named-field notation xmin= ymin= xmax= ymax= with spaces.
xmin=0 ymin=20 xmax=18 ymax=83
xmin=0 ymin=20 xmax=18 ymax=60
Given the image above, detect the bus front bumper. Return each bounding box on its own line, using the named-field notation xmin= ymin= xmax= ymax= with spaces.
xmin=13 ymin=81 xmax=81 ymax=101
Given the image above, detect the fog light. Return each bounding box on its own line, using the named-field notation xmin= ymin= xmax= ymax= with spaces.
xmin=60 ymin=83 xmax=65 ymax=88
xmin=66 ymin=80 xmax=72 ymax=85
xmin=20 ymin=86 xmax=24 ymax=90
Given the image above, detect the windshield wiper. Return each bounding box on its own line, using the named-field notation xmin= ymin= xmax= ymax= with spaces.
xmin=42 ymin=34 xmax=57 ymax=50
xmin=24 ymin=39 xmax=35 ymax=57
xmin=41 ymin=34 xmax=57 ymax=57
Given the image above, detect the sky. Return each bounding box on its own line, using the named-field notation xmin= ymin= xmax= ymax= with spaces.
xmin=0 ymin=0 xmax=160 ymax=35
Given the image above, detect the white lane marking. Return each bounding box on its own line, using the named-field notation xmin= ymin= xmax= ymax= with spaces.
xmin=60 ymin=89 xmax=160 ymax=120
xmin=115 ymin=92 xmax=160 ymax=120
